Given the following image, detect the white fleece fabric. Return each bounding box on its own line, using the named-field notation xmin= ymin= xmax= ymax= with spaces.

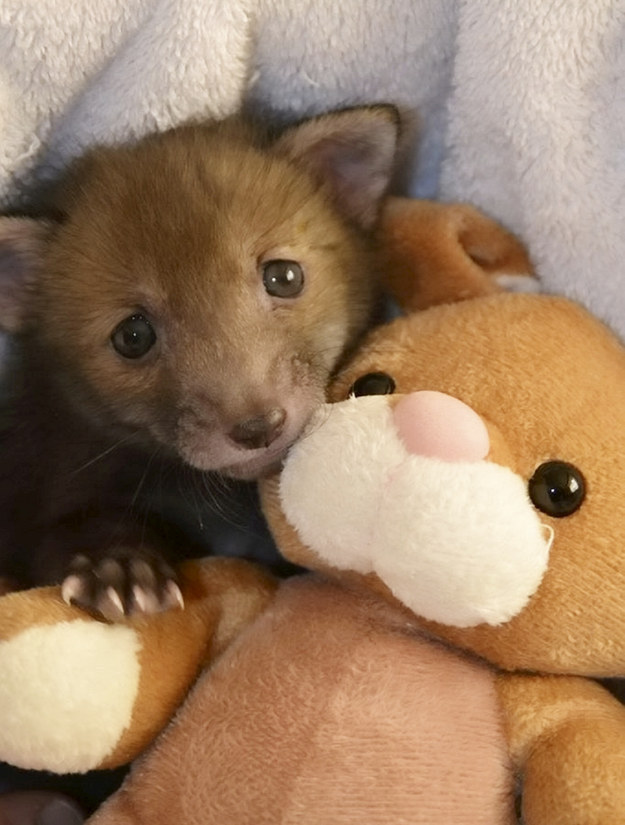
xmin=1 ymin=0 xmax=625 ymax=334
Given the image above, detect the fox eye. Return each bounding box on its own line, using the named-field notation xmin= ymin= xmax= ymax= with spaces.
xmin=528 ymin=461 xmax=586 ymax=517
xmin=262 ymin=260 xmax=304 ymax=298
xmin=111 ymin=314 xmax=156 ymax=359
xmin=349 ymin=372 xmax=396 ymax=397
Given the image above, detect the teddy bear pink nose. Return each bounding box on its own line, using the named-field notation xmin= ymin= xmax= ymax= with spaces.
xmin=392 ymin=390 xmax=490 ymax=462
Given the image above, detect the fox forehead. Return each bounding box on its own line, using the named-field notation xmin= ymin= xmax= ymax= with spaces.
xmin=39 ymin=130 xmax=348 ymax=315
xmin=35 ymin=204 xmax=284 ymax=342
xmin=57 ymin=123 xmax=330 ymax=245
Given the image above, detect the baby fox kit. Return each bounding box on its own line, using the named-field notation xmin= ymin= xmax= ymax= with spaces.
xmin=0 ymin=107 xmax=399 ymax=618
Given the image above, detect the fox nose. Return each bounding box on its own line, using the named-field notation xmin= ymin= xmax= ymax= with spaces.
xmin=229 ymin=407 xmax=287 ymax=450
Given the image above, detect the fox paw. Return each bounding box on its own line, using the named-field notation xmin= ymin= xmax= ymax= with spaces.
xmin=61 ymin=551 xmax=184 ymax=621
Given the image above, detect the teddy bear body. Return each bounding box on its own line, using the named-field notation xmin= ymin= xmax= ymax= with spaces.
xmin=92 ymin=574 xmax=514 ymax=825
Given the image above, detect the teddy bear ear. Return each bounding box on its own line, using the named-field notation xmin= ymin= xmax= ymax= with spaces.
xmin=377 ymin=198 xmax=537 ymax=313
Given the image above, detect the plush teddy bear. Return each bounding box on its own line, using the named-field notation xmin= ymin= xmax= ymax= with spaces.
xmin=3 ymin=198 xmax=625 ymax=825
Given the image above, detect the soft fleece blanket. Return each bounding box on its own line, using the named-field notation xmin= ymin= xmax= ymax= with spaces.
xmin=1 ymin=0 xmax=625 ymax=336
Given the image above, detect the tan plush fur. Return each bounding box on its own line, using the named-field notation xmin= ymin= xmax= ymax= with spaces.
xmin=377 ymin=198 xmax=534 ymax=312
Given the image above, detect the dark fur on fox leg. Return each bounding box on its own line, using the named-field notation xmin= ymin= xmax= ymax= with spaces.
xmin=0 ymin=106 xmax=400 ymax=619
xmin=0 ymin=348 xmax=295 ymax=621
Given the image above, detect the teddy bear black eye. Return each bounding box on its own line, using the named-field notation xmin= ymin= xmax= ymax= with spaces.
xmin=349 ymin=372 xmax=396 ymax=397
xmin=262 ymin=260 xmax=305 ymax=298
xmin=111 ymin=314 xmax=157 ymax=360
xmin=528 ymin=461 xmax=585 ymax=518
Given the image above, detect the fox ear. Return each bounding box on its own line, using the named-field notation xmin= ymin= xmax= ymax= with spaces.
xmin=377 ymin=198 xmax=537 ymax=313
xmin=273 ymin=105 xmax=400 ymax=230
xmin=0 ymin=217 xmax=51 ymax=333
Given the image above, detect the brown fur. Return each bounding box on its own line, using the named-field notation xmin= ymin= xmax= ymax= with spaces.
xmin=0 ymin=108 xmax=399 ymax=614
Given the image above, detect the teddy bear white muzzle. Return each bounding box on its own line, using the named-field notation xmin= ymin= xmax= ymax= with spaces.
xmin=279 ymin=394 xmax=551 ymax=628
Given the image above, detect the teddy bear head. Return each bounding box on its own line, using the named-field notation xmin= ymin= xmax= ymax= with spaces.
xmin=261 ymin=198 xmax=625 ymax=678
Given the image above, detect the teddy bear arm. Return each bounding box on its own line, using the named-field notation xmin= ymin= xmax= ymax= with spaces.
xmin=190 ymin=557 xmax=279 ymax=662
xmin=93 ymin=558 xmax=279 ymax=770
xmin=497 ymin=672 xmax=625 ymax=825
